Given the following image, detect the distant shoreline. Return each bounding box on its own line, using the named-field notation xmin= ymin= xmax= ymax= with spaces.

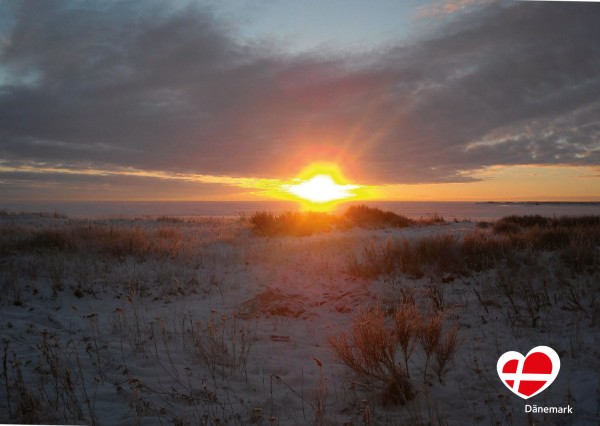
xmin=476 ymin=201 xmax=600 ymax=206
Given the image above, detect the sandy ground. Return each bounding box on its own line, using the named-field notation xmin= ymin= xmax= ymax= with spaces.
xmin=0 ymin=214 xmax=598 ymax=425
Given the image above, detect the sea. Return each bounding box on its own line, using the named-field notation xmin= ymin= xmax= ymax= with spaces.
xmin=1 ymin=201 xmax=599 ymax=222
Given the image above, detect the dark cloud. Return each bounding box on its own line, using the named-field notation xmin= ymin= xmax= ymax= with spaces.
xmin=0 ymin=1 xmax=599 ymax=191
xmin=0 ymin=169 xmax=247 ymax=201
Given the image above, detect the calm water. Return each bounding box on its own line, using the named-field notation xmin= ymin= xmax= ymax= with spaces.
xmin=1 ymin=200 xmax=599 ymax=221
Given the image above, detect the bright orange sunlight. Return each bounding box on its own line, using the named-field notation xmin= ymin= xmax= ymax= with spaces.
xmin=274 ymin=162 xmax=374 ymax=211
xmin=287 ymin=174 xmax=358 ymax=203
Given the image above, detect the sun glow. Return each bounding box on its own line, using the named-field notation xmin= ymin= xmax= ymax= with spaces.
xmin=276 ymin=162 xmax=371 ymax=210
xmin=287 ymin=174 xmax=359 ymax=203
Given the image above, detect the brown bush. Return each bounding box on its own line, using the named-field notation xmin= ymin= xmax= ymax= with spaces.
xmin=329 ymin=303 xmax=460 ymax=402
xmin=328 ymin=305 xmax=414 ymax=405
xmin=347 ymin=214 xmax=600 ymax=279
xmin=344 ymin=205 xmax=414 ymax=228
xmin=493 ymin=215 xmax=549 ymax=232
xmin=0 ymin=223 xmax=190 ymax=260
xmin=462 ymin=231 xmax=509 ymax=271
xmin=249 ymin=211 xmax=337 ymax=236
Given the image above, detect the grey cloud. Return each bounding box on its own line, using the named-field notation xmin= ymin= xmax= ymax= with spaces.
xmin=0 ymin=169 xmax=246 ymax=201
xmin=0 ymin=1 xmax=599 ymax=190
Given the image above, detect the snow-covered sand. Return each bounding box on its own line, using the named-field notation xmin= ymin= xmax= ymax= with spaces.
xmin=0 ymin=214 xmax=598 ymax=425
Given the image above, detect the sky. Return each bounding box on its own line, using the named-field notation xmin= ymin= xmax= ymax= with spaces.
xmin=0 ymin=0 xmax=599 ymax=202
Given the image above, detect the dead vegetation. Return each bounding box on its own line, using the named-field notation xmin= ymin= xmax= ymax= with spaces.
xmin=0 ymin=224 xmax=191 ymax=260
xmin=249 ymin=205 xmax=445 ymax=236
xmin=328 ymin=301 xmax=461 ymax=405
xmin=348 ymin=215 xmax=600 ymax=279
xmin=1 ymin=211 xmax=598 ymax=424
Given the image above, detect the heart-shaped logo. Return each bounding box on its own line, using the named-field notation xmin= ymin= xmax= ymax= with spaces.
xmin=496 ymin=346 xmax=560 ymax=399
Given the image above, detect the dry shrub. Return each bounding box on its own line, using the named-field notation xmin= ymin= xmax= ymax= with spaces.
xmin=344 ymin=205 xmax=414 ymax=229
xmin=462 ymin=231 xmax=509 ymax=271
xmin=394 ymin=302 xmax=421 ymax=378
xmin=347 ymin=214 xmax=600 ymax=279
xmin=419 ymin=312 xmax=442 ymax=381
xmin=248 ymin=211 xmax=276 ymax=232
xmin=347 ymin=239 xmax=423 ymax=279
xmin=347 ymin=240 xmax=397 ymax=279
xmin=185 ymin=312 xmax=255 ymax=381
xmin=560 ymin=230 xmax=600 ymax=273
xmin=495 ymin=214 xmax=600 ymax=231
xmin=20 ymin=229 xmax=73 ymax=252
xmin=348 ymin=235 xmax=467 ymax=279
xmin=250 ymin=205 xmax=443 ymax=236
xmin=492 ymin=215 xmax=600 ymax=272
xmin=328 ymin=305 xmax=414 ymax=405
xmin=153 ymin=227 xmax=185 ymax=258
xmin=87 ymin=227 xmax=149 ymax=258
xmin=432 ymin=324 xmax=460 ymax=383
xmin=9 ymin=353 xmax=41 ymax=424
xmin=4 ymin=332 xmax=96 ymax=425
xmin=329 ymin=303 xmax=461 ymax=403
xmin=249 ymin=211 xmax=337 ymax=236
xmin=412 ymin=235 xmax=463 ymax=275
xmin=553 ymin=215 xmax=600 ymax=228
xmin=394 ymin=239 xmax=424 ymax=279
xmin=493 ymin=215 xmax=549 ymax=232
xmin=528 ymin=227 xmax=571 ymax=249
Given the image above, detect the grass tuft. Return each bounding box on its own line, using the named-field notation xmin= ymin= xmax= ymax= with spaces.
xmin=249 ymin=211 xmax=337 ymax=236
xmin=344 ymin=205 xmax=414 ymax=228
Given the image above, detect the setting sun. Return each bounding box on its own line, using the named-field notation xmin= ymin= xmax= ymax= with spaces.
xmin=286 ymin=174 xmax=359 ymax=203
xmin=272 ymin=162 xmax=373 ymax=210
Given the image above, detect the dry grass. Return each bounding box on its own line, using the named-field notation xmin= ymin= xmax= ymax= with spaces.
xmin=492 ymin=214 xmax=600 ymax=232
xmin=3 ymin=332 xmax=98 ymax=425
xmin=348 ymin=215 xmax=600 ymax=279
xmin=492 ymin=215 xmax=600 ymax=272
xmin=328 ymin=302 xmax=461 ymax=404
xmin=0 ymin=218 xmax=215 ymax=305
xmin=328 ymin=304 xmax=414 ymax=405
xmin=249 ymin=211 xmax=338 ymax=236
xmin=343 ymin=205 xmax=415 ymax=228
xmin=348 ymin=235 xmax=468 ymax=279
xmin=432 ymin=324 xmax=459 ymax=383
xmin=249 ymin=205 xmax=444 ymax=236
xmin=185 ymin=311 xmax=256 ymax=382
xmin=0 ymin=223 xmax=193 ymax=260
xmin=394 ymin=303 xmax=420 ymax=378
xmin=1 ymin=211 xmax=597 ymax=423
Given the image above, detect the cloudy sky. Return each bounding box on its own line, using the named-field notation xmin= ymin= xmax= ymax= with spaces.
xmin=0 ymin=0 xmax=599 ymax=201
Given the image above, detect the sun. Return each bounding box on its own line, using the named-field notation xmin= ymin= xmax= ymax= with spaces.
xmin=286 ymin=174 xmax=359 ymax=203
xmin=278 ymin=162 xmax=365 ymax=209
